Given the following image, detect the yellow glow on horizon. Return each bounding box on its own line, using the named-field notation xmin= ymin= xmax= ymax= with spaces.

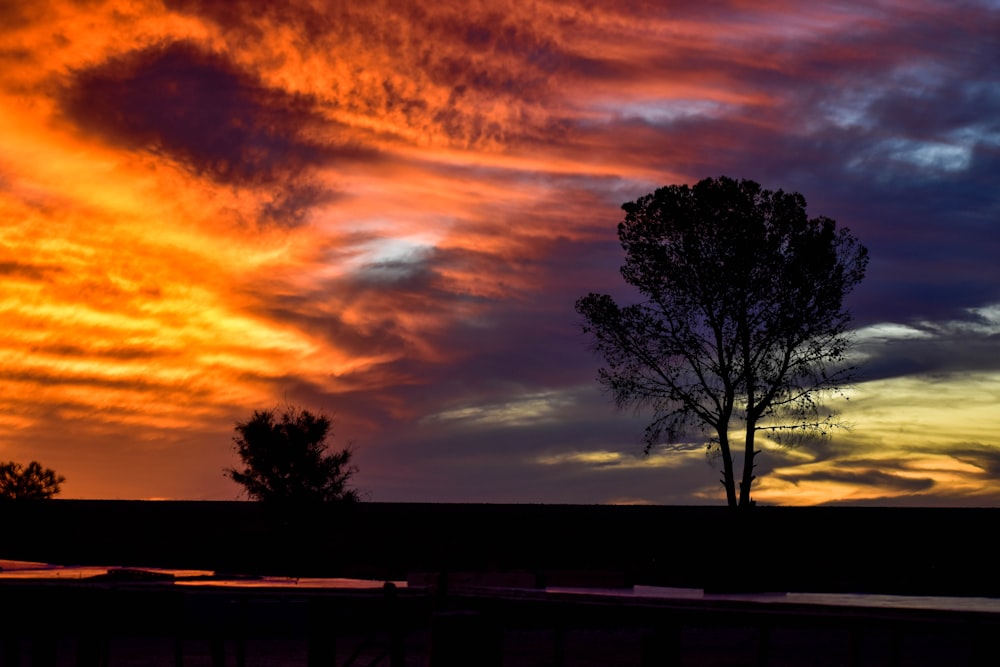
xmin=747 ymin=372 xmax=1000 ymax=505
xmin=844 ymin=373 xmax=1000 ymax=448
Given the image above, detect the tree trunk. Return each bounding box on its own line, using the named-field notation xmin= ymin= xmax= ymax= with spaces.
xmin=718 ymin=429 xmax=738 ymax=509
xmin=738 ymin=423 xmax=757 ymax=509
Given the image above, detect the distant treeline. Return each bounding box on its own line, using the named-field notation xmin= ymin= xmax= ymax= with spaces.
xmin=3 ymin=501 xmax=997 ymax=597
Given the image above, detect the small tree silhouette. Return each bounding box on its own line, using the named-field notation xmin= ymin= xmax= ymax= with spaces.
xmin=225 ymin=406 xmax=359 ymax=506
xmin=0 ymin=460 xmax=65 ymax=500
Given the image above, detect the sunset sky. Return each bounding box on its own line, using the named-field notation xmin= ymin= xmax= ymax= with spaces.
xmin=1 ymin=0 xmax=998 ymax=505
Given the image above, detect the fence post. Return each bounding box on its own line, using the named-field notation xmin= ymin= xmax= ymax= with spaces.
xmin=641 ymin=626 xmax=681 ymax=667
xmin=756 ymin=622 xmax=770 ymax=667
xmin=428 ymin=611 xmax=500 ymax=667
xmin=383 ymin=583 xmax=405 ymax=667
xmin=307 ymin=598 xmax=336 ymax=667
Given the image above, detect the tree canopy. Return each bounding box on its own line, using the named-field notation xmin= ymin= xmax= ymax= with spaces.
xmin=0 ymin=460 xmax=65 ymax=500
xmin=226 ymin=406 xmax=360 ymax=506
xmin=576 ymin=176 xmax=868 ymax=509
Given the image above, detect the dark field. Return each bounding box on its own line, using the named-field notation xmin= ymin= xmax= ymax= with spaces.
xmin=4 ymin=502 xmax=1000 ymax=666
xmin=2 ymin=567 xmax=997 ymax=666
xmin=3 ymin=501 xmax=999 ymax=596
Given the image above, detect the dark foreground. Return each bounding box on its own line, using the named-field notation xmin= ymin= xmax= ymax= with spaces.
xmin=4 ymin=501 xmax=1000 ymax=596
xmin=4 ymin=502 xmax=1000 ymax=666
xmin=2 ymin=576 xmax=999 ymax=667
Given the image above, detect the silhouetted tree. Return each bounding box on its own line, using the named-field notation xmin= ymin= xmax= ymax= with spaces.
xmin=0 ymin=460 xmax=65 ymax=499
xmin=226 ymin=406 xmax=359 ymax=506
xmin=576 ymin=176 xmax=868 ymax=510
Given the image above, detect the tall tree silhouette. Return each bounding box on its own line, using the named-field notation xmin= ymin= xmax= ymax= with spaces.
xmin=0 ymin=461 xmax=65 ymax=499
xmin=576 ymin=176 xmax=868 ymax=509
xmin=226 ymin=406 xmax=359 ymax=506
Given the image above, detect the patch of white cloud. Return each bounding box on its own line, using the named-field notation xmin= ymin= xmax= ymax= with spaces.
xmin=600 ymin=99 xmax=728 ymax=126
xmin=848 ymin=306 xmax=1000 ymax=369
xmin=878 ymin=138 xmax=972 ymax=172
xmin=819 ymin=89 xmax=881 ymax=131
xmin=847 ymin=137 xmax=973 ymax=175
xmin=951 ymin=124 xmax=1000 ymax=149
xmin=890 ymin=140 xmax=971 ymax=172
xmin=962 ymin=303 xmax=1000 ymax=335
xmin=536 ymin=450 xmax=626 ymax=465
xmin=422 ymin=390 xmax=576 ymax=428
xmin=852 ymin=303 xmax=1000 ymax=347
xmin=353 ymin=235 xmax=436 ymax=267
xmin=534 ymin=449 xmax=699 ymax=469
xmin=827 ymin=69 xmax=997 ymax=176
xmin=333 ymin=232 xmax=439 ymax=282
xmin=853 ymin=322 xmax=935 ymax=343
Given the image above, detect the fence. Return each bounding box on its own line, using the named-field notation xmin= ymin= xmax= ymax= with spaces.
xmin=2 ymin=579 xmax=999 ymax=666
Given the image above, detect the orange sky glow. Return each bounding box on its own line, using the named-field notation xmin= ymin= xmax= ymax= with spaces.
xmin=1 ymin=0 xmax=998 ymax=504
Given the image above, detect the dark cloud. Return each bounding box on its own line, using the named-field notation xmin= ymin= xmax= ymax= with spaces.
xmin=161 ymin=0 xmax=588 ymax=149
xmin=338 ymin=234 xmax=626 ymax=395
xmin=257 ymin=183 xmax=341 ymax=226
xmin=776 ymin=468 xmax=936 ymax=494
xmin=0 ymin=260 xmax=62 ymax=281
xmin=4 ymin=367 xmax=213 ymax=398
xmin=28 ymin=343 xmax=168 ymax=361
xmin=257 ymin=301 xmax=413 ymax=365
xmin=948 ymin=444 xmax=1000 ymax=478
xmin=856 ymin=320 xmax=1000 ymax=382
xmin=59 ymin=41 xmax=364 ymax=191
xmin=248 ymin=245 xmax=487 ymax=361
xmin=0 ymin=1 xmax=34 ymax=29
xmin=766 ymin=443 xmax=1000 ymax=506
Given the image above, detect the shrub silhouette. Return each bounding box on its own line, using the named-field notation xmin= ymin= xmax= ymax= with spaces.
xmin=0 ymin=460 xmax=65 ymax=500
xmin=226 ymin=406 xmax=359 ymax=506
